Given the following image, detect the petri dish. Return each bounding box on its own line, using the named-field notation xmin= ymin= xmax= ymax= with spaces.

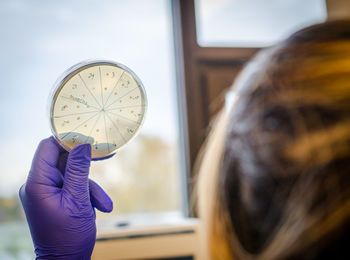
xmin=49 ymin=60 xmax=147 ymax=159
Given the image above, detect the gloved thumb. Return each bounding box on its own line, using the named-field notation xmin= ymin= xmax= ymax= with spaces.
xmin=63 ymin=143 xmax=91 ymax=203
xmin=89 ymin=179 xmax=113 ymax=212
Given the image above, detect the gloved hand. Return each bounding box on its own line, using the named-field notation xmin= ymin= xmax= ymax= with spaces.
xmin=19 ymin=137 xmax=113 ymax=259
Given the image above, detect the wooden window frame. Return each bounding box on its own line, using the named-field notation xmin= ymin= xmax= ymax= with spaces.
xmin=172 ymin=0 xmax=259 ymax=214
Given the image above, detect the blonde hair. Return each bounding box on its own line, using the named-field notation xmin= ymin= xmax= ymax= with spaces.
xmin=198 ymin=20 xmax=350 ymax=260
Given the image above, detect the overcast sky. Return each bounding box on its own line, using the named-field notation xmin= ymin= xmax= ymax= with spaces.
xmin=0 ymin=0 xmax=178 ymax=197
xmin=196 ymin=0 xmax=326 ymax=46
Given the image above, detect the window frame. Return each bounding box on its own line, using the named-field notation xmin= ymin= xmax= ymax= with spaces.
xmin=171 ymin=0 xmax=259 ymax=215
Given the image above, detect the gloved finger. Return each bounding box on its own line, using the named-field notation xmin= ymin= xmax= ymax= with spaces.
xmin=28 ymin=136 xmax=65 ymax=187
xmin=92 ymin=152 xmax=116 ymax=161
xmin=89 ymin=179 xmax=113 ymax=212
xmin=57 ymin=151 xmax=69 ymax=175
xmin=59 ymin=152 xmax=115 ymax=171
xmin=19 ymin=183 xmax=26 ymax=203
xmin=63 ymin=143 xmax=91 ymax=203
xmin=57 ymin=148 xmax=113 ymax=210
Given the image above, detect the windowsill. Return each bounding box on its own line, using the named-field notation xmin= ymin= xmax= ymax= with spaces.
xmin=93 ymin=212 xmax=201 ymax=259
xmin=96 ymin=211 xmax=198 ymax=239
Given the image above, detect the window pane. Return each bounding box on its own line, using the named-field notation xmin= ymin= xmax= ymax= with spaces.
xmin=195 ymin=0 xmax=327 ymax=47
xmin=0 ymin=0 xmax=180 ymax=258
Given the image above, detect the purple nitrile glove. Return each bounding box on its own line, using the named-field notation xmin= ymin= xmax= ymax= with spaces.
xmin=19 ymin=137 xmax=114 ymax=259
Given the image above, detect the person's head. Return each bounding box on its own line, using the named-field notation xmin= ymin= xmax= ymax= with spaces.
xmin=198 ymin=20 xmax=350 ymax=260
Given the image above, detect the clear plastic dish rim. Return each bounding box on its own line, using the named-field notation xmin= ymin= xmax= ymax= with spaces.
xmin=48 ymin=59 xmax=148 ymax=158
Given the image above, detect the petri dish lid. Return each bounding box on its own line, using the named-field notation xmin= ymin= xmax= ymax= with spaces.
xmin=49 ymin=60 xmax=147 ymax=159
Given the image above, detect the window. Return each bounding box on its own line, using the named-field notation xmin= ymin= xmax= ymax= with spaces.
xmin=0 ymin=0 xmax=182 ymax=258
xmin=195 ymin=0 xmax=327 ymax=47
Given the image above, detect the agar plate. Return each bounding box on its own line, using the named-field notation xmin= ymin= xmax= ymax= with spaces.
xmin=49 ymin=60 xmax=147 ymax=159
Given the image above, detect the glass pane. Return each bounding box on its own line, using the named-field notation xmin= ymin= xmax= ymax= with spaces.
xmin=0 ymin=0 xmax=180 ymax=258
xmin=195 ymin=0 xmax=327 ymax=47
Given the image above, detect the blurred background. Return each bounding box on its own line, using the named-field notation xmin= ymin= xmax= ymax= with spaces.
xmin=0 ymin=0 xmax=347 ymax=259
